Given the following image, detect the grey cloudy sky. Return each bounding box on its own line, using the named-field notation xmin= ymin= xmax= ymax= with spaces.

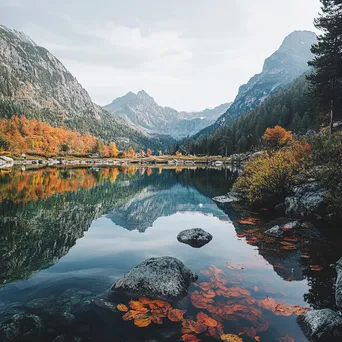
xmin=0 ymin=0 xmax=321 ymax=111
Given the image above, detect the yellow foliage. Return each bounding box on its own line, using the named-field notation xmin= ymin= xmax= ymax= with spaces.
xmin=233 ymin=141 xmax=311 ymax=206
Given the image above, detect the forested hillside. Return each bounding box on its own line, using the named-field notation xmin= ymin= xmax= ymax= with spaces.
xmin=182 ymin=75 xmax=320 ymax=155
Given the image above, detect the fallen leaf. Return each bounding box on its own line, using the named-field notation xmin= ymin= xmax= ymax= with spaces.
xmin=134 ymin=316 xmax=152 ymax=327
xmin=168 ymin=309 xmax=186 ymax=322
xmin=310 ymin=265 xmax=324 ymax=271
xmin=236 ymin=218 xmax=260 ymax=225
xmin=197 ymin=312 xmax=218 ymax=327
xmin=253 ymin=286 xmax=259 ymax=292
xmin=220 ymin=334 xmax=243 ymax=341
xmin=129 ymin=300 xmax=148 ymax=312
xmin=117 ymin=304 xmax=128 ymax=312
xmin=254 ymin=336 xmax=261 ymax=341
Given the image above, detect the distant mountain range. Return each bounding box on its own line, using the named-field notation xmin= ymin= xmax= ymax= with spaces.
xmin=194 ymin=30 xmax=317 ymax=138
xmin=103 ymin=91 xmax=231 ymax=139
xmin=0 ymin=25 xmax=317 ymax=148
xmin=0 ymin=25 xmax=174 ymax=150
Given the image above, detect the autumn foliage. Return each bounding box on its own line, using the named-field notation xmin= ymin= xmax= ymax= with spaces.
xmin=262 ymin=125 xmax=294 ymax=148
xmin=0 ymin=115 xmax=148 ymax=158
xmin=233 ymin=140 xmax=311 ymax=206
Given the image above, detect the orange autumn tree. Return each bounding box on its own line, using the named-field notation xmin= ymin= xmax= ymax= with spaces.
xmin=109 ymin=142 xmax=119 ymax=157
xmin=146 ymin=148 xmax=152 ymax=157
xmin=126 ymin=146 xmax=137 ymax=158
xmin=262 ymin=126 xmax=294 ymax=149
xmin=0 ymin=115 xmax=123 ymax=157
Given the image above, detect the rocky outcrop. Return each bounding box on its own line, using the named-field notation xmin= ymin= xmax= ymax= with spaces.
xmin=285 ymin=182 xmax=328 ymax=217
xmin=264 ymin=225 xmax=284 ymax=237
xmin=336 ymin=257 xmax=342 ymax=309
xmin=177 ymin=228 xmax=213 ymax=248
xmin=212 ymin=191 xmax=239 ymax=203
xmin=0 ymin=314 xmax=44 ymax=342
xmin=196 ymin=30 xmax=316 ymax=137
xmin=112 ymin=257 xmax=198 ymax=301
xmin=297 ymin=309 xmax=342 ymax=342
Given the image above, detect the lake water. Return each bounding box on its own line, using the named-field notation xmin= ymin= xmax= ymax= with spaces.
xmin=0 ymin=166 xmax=340 ymax=342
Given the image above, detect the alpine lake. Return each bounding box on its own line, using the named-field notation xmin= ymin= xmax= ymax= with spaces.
xmin=0 ymin=165 xmax=341 ymax=342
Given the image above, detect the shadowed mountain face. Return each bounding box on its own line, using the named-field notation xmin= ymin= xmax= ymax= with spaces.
xmin=104 ymin=91 xmax=231 ymax=139
xmin=0 ymin=25 xmax=173 ymax=150
xmin=195 ymin=30 xmax=317 ymax=138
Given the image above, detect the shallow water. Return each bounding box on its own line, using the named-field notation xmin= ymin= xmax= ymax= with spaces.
xmin=0 ymin=166 xmax=340 ymax=341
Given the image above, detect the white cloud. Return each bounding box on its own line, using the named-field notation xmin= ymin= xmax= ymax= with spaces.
xmin=0 ymin=0 xmax=322 ymax=111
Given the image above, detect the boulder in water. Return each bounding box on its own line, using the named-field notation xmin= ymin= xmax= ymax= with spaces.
xmin=177 ymin=228 xmax=213 ymax=248
xmin=336 ymin=257 xmax=342 ymax=309
xmin=297 ymin=308 xmax=342 ymax=342
xmin=112 ymin=257 xmax=198 ymax=301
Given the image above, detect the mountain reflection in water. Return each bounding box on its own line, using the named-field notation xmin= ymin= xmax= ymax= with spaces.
xmin=0 ymin=166 xmax=340 ymax=342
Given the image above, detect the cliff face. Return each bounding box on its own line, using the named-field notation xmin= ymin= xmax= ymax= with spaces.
xmin=0 ymin=25 xmax=174 ymax=150
xmin=196 ymin=30 xmax=317 ymax=137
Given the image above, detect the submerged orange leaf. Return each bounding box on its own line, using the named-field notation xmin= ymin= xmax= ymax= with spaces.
xmin=134 ymin=316 xmax=152 ymax=327
xmin=129 ymin=300 xmax=148 ymax=312
xmin=168 ymin=309 xmax=186 ymax=322
xmin=220 ymin=334 xmax=243 ymax=341
xmin=310 ymin=265 xmax=324 ymax=271
xmin=117 ymin=304 xmax=129 ymax=312
xmin=236 ymin=218 xmax=259 ymax=225
xmin=197 ymin=312 xmax=218 ymax=327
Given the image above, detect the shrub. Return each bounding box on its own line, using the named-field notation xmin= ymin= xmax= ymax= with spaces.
xmin=232 ymin=141 xmax=311 ymax=207
xmin=310 ymin=131 xmax=342 ymax=215
xmin=262 ymin=126 xmax=294 ymax=149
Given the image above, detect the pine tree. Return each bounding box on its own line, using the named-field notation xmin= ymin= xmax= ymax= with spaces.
xmin=307 ymin=0 xmax=342 ymax=131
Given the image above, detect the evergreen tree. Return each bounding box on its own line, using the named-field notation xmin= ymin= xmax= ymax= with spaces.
xmin=307 ymin=0 xmax=342 ymax=131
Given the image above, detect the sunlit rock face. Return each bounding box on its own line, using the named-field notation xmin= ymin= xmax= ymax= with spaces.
xmin=112 ymin=257 xmax=198 ymax=301
xmin=196 ymin=30 xmax=317 ymax=137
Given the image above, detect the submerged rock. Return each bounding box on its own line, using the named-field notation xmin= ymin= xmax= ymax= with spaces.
xmin=0 ymin=314 xmax=44 ymax=342
xmin=297 ymin=309 xmax=342 ymax=342
xmin=285 ymin=182 xmax=328 ymax=217
xmin=336 ymin=257 xmax=342 ymax=309
xmin=212 ymin=191 xmax=239 ymax=203
xmin=282 ymin=221 xmax=301 ymax=231
xmin=264 ymin=225 xmax=283 ymax=237
xmin=112 ymin=257 xmax=198 ymax=301
xmin=177 ymin=228 xmax=213 ymax=248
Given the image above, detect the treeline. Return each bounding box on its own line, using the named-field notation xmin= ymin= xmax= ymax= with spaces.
xmin=181 ymin=76 xmax=320 ymax=156
xmin=0 ymin=115 xmax=153 ymax=158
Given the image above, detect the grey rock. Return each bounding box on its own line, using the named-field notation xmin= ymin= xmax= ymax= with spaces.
xmin=112 ymin=257 xmax=198 ymax=301
xmin=297 ymin=309 xmax=342 ymax=342
xmin=285 ymin=182 xmax=328 ymax=217
xmin=0 ymin=314 xmax=44 ymax=342
xmin=212 ymin=191 xmax=239 ymax=203
xmin=264 ymin=225 xmax=283 ymax=237
xmin=283 ymin=221 xmax=301 ymax=231
xmin=336 ymin=257 xmax=342 ymax=309
xmin=177 ymin=228 xmax=213 ymax=248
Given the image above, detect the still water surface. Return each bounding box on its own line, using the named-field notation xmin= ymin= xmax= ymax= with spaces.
xmin=0 ymin=166 xmax=340 ymax=341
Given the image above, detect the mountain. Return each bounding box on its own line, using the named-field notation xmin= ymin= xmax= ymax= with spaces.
xmin=195 ymin=30 xmax=317 ymax=138
xmin=0 ymin=25 xmax=173 ymax=150
xmin=104 ymin=91 xmax=231 ymax=139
